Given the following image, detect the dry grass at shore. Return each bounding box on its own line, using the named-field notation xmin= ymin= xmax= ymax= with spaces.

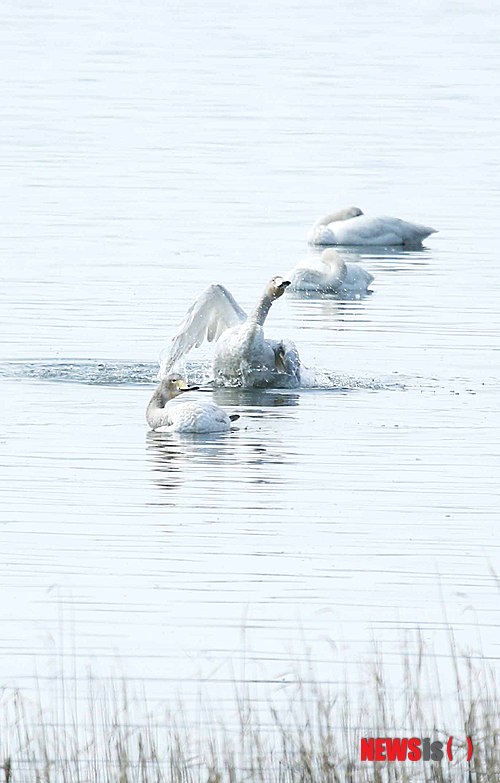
xmin=0 ymin=638 xmax=497 ymax=783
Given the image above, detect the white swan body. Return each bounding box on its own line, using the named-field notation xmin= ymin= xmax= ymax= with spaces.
xmin=212 ymin=321 xmax=299 ymax=388
xmin=287 ymin=249 xmax=373 ymax=297
xmin=160 ymin=277 xmax=300 ymax=389
xmin=308 ymin=207 xmax=437 ymax=246
xmin=146 ymin=375 xmax=238 ymax=433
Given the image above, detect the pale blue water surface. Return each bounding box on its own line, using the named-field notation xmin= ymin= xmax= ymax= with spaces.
xmin=0 ymin=0 xmax=499 ymax=730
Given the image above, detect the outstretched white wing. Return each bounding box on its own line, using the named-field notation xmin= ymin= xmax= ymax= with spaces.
xmin=159 ymin=283 xmax=247 ymax=377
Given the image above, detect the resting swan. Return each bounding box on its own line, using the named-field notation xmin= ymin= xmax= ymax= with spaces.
xmin=308 ymin=206 xmax=437 ymax=246
xmin=147 ymin=374 xmax=239 ymax=433
xmin=286 ymin=249 xmax=373 ymax=297
xmin=159 ymin=276 xmax=300 ymax=388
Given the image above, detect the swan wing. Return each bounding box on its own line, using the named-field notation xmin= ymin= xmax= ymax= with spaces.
xmin=331 ymin=216 xmax=436 ymax=246
xmin=160 ymin=283 xmax=247 ymax=376
xmin=343 ymin=263 xmax=374 ymax=287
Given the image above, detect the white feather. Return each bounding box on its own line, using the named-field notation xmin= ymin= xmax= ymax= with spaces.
xmin=308 ymin=208 xmax=436 ymax=247
xmin=160 ymin=283 xmax=247 ymax=377
xmin=287 ymin=250 xmax=374 ymax=297
xmin=152 ymin=399 xmax=234 ymax=434
xmin=147 ymin=376 xmax=239 ymax=433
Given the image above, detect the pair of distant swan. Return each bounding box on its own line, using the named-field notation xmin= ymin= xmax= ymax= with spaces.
xmin=294 ymin=206 xmax=434 ymax=297
xmin=147 ymin=207 xmax=437 ymax=432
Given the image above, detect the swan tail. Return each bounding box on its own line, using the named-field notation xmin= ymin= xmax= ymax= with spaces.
xmin=402 ymin=222 xmax=438 ymax=244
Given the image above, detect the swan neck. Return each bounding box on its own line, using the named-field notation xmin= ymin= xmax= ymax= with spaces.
xmin=146 ymin=385 xmax=171 ymax=427
xmin=248 ymin=293 xmax=273 ymax=327
xmin=316 ymin=208 xmax=360 ymax=226
xmin=317 ymin=211 xmax=342 ymax=226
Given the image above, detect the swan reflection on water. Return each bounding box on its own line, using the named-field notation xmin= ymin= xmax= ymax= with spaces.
xmin=307 ymin=243 xmax=432 ymax=269
xmin=146 ymin=429 xmax=236 ymax=493
xmin=287 ymin=295 xmax=374 ymax=328
xmin=331 ymin=244 xmax=433 ymax=273
xmin=145 ymin=393 xmax=298 ymax=497
xmin=209 ymin=387 xmax=300 ymax=411
xmin=146 ymin=430 xmax=293 ymax=496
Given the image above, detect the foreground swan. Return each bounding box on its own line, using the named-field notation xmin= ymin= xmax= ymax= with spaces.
xmin=287 ymin=249 xmax=374 ymax=297
xmin=160 ymin=277 xmax=300 ymax=388
xmin=308 ymin=207 xmax=437 ymax=246
xmin=147 ymin=375 xmax=239 ymax=433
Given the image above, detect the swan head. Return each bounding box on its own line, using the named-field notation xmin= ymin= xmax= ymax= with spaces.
xmin=313 ymin=207 xmax=364 ymax=232
xmin=344 ymin=206 xmax=363 ymax=219
xmin=267 ymin=276 xmax=291 ymax=300
xmin=157 ymin=374 xmax=200 ymax=403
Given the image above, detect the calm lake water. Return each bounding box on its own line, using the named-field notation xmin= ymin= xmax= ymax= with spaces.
xmin=0 ymin=0 xmax=499 ymax=726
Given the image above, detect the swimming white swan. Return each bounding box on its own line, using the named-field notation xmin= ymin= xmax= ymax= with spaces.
xmin=286 ymin=249 xmax=374 ymax=297
xmin=308 ymin=207 xmax=437 ymax=246
xmin=146 ymin=375 xmax=239 ymax=433
xmin=159 ymin=277 xmax=300 ymax=388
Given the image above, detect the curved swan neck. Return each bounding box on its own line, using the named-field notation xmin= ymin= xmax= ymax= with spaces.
xmin=316 ymin=207 xmax=363 ymax=226
xmin=248 ymin=292 xmax=273 ymax=327
xmin=150 ymin=384 xmax=170 ymax=408
xmin=146 ymin=406 xmax=161 ymax=429
xmin=146 ymin=383 xmax=172 ymax=427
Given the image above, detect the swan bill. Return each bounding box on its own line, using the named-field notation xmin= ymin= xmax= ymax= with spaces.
xmin=176 ymin=380 xmax=200 ymax=393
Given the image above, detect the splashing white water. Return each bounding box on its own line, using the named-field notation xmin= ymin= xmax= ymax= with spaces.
xmin=0 ymin=359 xmax=405 ymax=392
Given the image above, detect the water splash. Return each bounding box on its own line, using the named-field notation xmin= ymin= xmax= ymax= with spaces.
xmin=299 ymin=365 xmax=403 ymax=391
xmin=0 ymin=360 xmax=158 ymax=386
xmin=0 ymin=359 xmax=405 ymax=392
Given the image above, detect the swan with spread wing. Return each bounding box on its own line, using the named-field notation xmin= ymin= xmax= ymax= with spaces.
xmin=309 ymin=207 xmax=437 ymax=247
xmin=159 ymin=276 xmax=301 ymax=388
